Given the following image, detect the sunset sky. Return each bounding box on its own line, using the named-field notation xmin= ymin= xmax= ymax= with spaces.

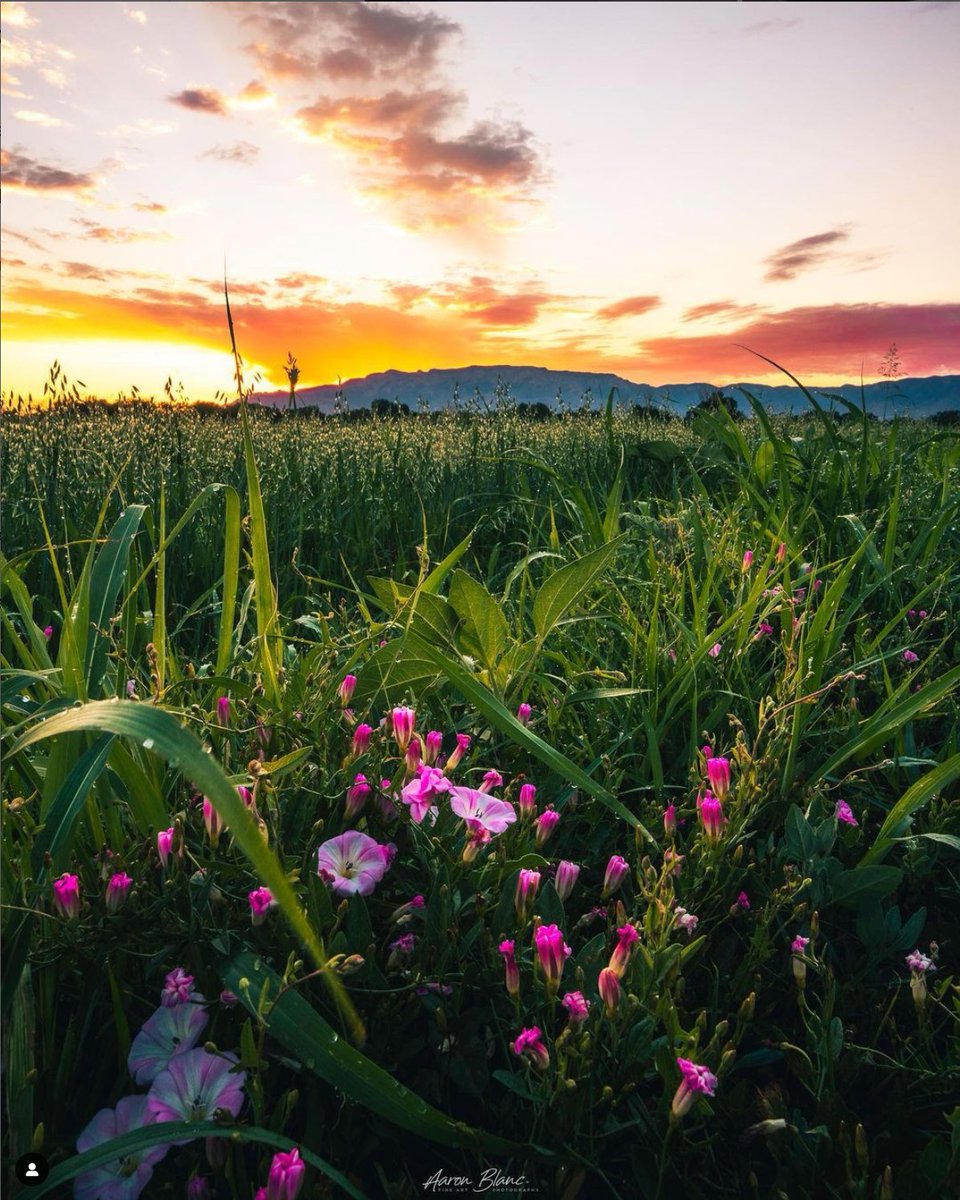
xmin=2 ymin=0 xmax=958 ymax=400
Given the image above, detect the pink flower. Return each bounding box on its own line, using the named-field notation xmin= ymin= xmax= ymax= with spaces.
xmin=755 ymin=621 xmax=774 ymax=638
xmin=741 ymin=550 xmax=754 ymax=571
xmin=608 ymin=924 xmax=639 ymax=977
xmin=75 ymin=1096 xmax=170 ymax=1200
xmin=202 ymin=797 xmax=223 ymax=847
xmin=128 ymin=1003 xmax=208 ymax=1085
xmin=835 ymin=799 xmax=858 ymax=827
xmin=675 ymin=907 xmax=699 ymax=938
xmin=511 ymin=1026 xmax=549 ymax=1070
xmin=338 ymin=674 xmax=357 ymax=705
xmin=902 ymin=649 xmax=919 ymax=664
xmin=43 ymin=624 xmax=54 ymax=639
xmin=663 ymin=804 xmax=677 ymax=837
xmin=479 ymin=769 xmax=504 ymax=793
xmin=105 ymin=872 xmax=133 ymax=914
xmin=561 ymin=991 xmax=591 ymax=1025
xmin=345 ymin=773 xmax=372 ymax=820
xmin=147 ymin=1049 xmax=246 ymax=1129
xmin=735 ymin=890 xmax=750 ymax=910
xmin=350 ymin=723 xmax=373 ymax=757
xmin=157 ymin=827 xmax=175 ymax=868
xmin=535 ymin=806 xmax=560 ymax=846
xmin=518 ymin=782 xmax=537 ymax=819
xmin=404 ymin=738 xmax=422 ymax=773
xmin=791 ymin=934 xmax=809 ymax=955
xmin=52 ymin=872 xmax=80 ymax=919
xmin=316 ymin=831 xmax=393 ymax=896
xmin=706 ymin=756 xmax=731 ymax=801
xmin=449 ymin=786 xmax=517 ymax=834
xmin=388 ymin=933 xmax=416 ymax=969
xmin=400 ymin=765 xmax=450 ymax=824
xmin=905 ymin=949 xmax=933 ymax=973
xmin=776 ymin=541 xmax=787 ymax=562
xmin=499 ymin=939 xmax=520 ymax=997
xmin=791 ymin=934 xmax=810 ymax=987
xmin=598 ymin=967 xmax=621 ymax=1017
xmin=698 ymin=792 xmax=726 ymax=841
xmin=671 ymin=1058 xmax=718 ymax=1117
xmin=216 ymin=695 xmax=230 ymax=726
xmin=462 ymin=817 xmax=491 ymax=862
xmin=248 ymin=886 xmax=276 ymax=927
xmin=237 ymin=785 xmax=254 ymax=809
xmin=534 ymin=923 xmax=571 ymax=993
xmin=446 ymin=732 xmax=471 ymax=770
xmin=390 ymin=894 xmax=425 ymax=923
xmin=161 ymin=967 xmax=202 ymax=1008
xmin=515 ymin=869 xmax=541 ymax=920
xmin=516 ymin=702 xmax=533 ymax=726
xmin=266 ymin=1147 xmax=305 ymax=1200
xmin=390 ymin=706 xmax=416 ymax=751
xmin=707 ymin=642 xmax=722 ymax=658
xmin=554 ymin=861 xmax=580 ymax=902
xmin=126 ymin=679 xmax=137 ymax=698
xmin=601 ymin=854 xmax=630 ymax=899
xmin=424 ymin=730 xmax=443 ymax=764
xmin=219 ymin=990 xmax=239 ymax=1008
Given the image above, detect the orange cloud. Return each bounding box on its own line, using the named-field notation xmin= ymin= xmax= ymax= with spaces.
xmin=69 ymin=217 xmax=170 ymax=243
xmin=683 ymin=300 xmax=760 ymax=322
xmin=764 ymin=229 xmax=849 ymax=282
xmin=0 ymin=147 xmax=98 ymax=197
xmin=594 ymin=295 xmax=661 ymax=321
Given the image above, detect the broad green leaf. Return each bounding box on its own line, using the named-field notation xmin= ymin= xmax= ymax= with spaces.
xmin=449 ymin=570 xmax=509 ymax=669
xmin=830 ymin=866 xmax=902 ymax=908
xmin=532 ymin=537 xmax=623 ymax=639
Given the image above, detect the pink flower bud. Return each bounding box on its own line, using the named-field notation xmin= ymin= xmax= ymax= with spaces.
xmin=707 ymin=642 xmax=722 ymax=658
xmin=598 ymin=967 xmax=621 ymax=1017
xmin=561 ymin=990 xmax=591 ymax=1026
xmin=554 ymin=860 xmax=580 ymax=902
xmin=518 ymin=783 xmax=537 ymax=819
xmin=157 ymin=827 xmax=175 ymax=868
xmin=741 ymin=550 xmax=754 ymax=571
xmin=516 ymin=702 xmax=532 ymax=726
xmin=404 ymin=738 xmax=422 ymax=774
xmin=390 ymin=706 xmax=416 ymax=751
xmin=776 ymin=541 xmax=787 ymax=562
xmin=351 ymin=723 xmax=373 ymax=757
xmin=663 ymin=804 xmax=677 ymax=837
xmin=202 ymin=797 xmax=223 ymax=847
xmin=338 ymin=675 xmax=357 ymax=706
xmin=499 ymin=939 xmax=520 ymax=997
xmin=671 ymin=1058 xmax=718 ymax=1117
xmin=445 ymin=732 xmax=471 ymax=770
xmin=511 ymin=1026 xmax=549 ymax=1070
xmin=248 ymin=886 xmax=276 ymax=927
xmin=237 ymin=785 xmax=254 ymax=808
xmin=535 ymin=807 xmax=560 ymax=846
xmin=216 ymin=695 xmax=230 ymax=725
xmin=424 ymin=730 xmax=443 ymax=764
xmin=902 ymin=649 xmax=919 ymax=664
xmin=698 ymin=792 xmax=726 ymax=841
xmin=105 ymin=871 xmax=133 ymax=913
xmin=52 ymin=872 xmax=80 ymax=919
xmin=791 ymin=934 xmax=810 ymax=988
xmin=479 ymin=769 xmax=503 ymax=794
xmin=706 ymin=756 xmax=731 ymax=801
xmin=515 ymin=869 xmax=541 ymax=921
xmin=266 ymin=1146 xmax=305 ymax=1200
xmin=736 ymin=890 xmax=750 ymax=910
xmin=608 ymin=923 xmax=639 ymax=977
xmin=219 ymin=989 xmax=239 ymax=1008
xmin=43 ymin=624 xmax=54 ymax=639
xmin=534 ymin=923 xmax=571 ymax=994
xmin=601 ymin=854 xmax=630 ymax=899
xmin=835 ymin=798 xmax=858 ymax=827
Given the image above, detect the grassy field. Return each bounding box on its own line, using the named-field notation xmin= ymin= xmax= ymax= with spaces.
xmin=2 ymin=393 xmax=959 ymax=1198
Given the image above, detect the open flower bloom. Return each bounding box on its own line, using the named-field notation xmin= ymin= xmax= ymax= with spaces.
xmin=675 ymin=907 xmax=699 ymax=938
xmin=499 ymin=939 xmax=520 ymax=997
xmin=601 ymin=855 xmax=629 ymax=899
xmin=906 ymin=948 xmax=934 ymax=1006
xmin=706 ymin=757 xmax=731 ymax=801
xmin=401 ymin=765 xmax=451 ymax=824
xmin=161 ymin=967 xmax=203 ymax=1008
xmin=148 ymin=1048 xmax=246 ymax=1132
xmin=105 ymin=872 xmax=133 ymax=913
xmin=671 ymin=1058 xmax=718 ymax=1117
xmin=266 ymin=1147 xmax=306 ymax=1200
xmin=561 ymin=990 xmax=591 ymax=1026
xmin=836 ymin=799 xmax=859 ymax=827
xmin=698 ymin=792 xmax=726 ymax=841
xmin=608 ymin=924 xmax=639 ymax=977
xmin=316 ymin=831 xmax=393 ymax=896
xmin=449 ymin=787 xmax=517 ymax=834
xmin=128 ymin=1002 xmax=209 ymax=1085
xmin=511 ymin=1026 xmax=549 ymax=1070
xmin=534 ymin=923 xmax=571 ymax=993
xmin=906 ymin=949 xmax=934 ymax=973
xmin=248 ymin=886 xmax=276 ymax=926
xmin=52 ymin=872 xmax=80 ymax=919
xmin=554 ymin=861 xmax=580 ymax=902
xmin=75 ymin=1095 xmax=170 ymax=1200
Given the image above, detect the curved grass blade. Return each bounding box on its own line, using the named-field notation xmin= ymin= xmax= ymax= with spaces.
xmin=85 ymin=505 xmax=147 ymax=695
xmin=222 ymin=950 xmax=520 ymax=1155
xmin=30 ymin=1120 xmax=367 ymax=1200
xmin=859 ymin=753 xmax=960 ymax=866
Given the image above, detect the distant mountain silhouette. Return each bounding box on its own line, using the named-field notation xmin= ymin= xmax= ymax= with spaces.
xmin=254 ymin=365 xmax=959 ymax=418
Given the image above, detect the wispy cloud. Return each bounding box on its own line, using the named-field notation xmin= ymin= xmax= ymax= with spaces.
xmin=683 ymin=300 xmax=760 ymax=322
xmin=0 ymin=147 xmax=98 ymax=197
xmin=1 ymin=2 xmax=37 ymax=29
xmin=70 ymin=216 xmax=170 ymax=243
xmin=13 ymin=109 xmax=62 ymax=126
xmin=764 ymin=228 xmax=850 ymax=282
xmin=594 ymin=295 xmax=662 ymax=321
xmin=132 ymin=199 xmax=168 ymax=213
xmin=201 ymin=140 xmax=260 ymax=165
xmin=168 ymin=86 xmax=228 ymax=115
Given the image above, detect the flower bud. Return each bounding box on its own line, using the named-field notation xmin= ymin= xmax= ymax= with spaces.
xmin=517 ymin=783 xmax=537 ymax=819
xmin=52 ymin=872 xmax=80 ymax=919
xmin=535 ymin=807 xmax=560 ymax=846
xmin=445 ymin=733 xmax=470 ymax=770
xmin=105 ymin=871 xmax=133 ymax=914
xmin=601 ymin=855 xmax=629 ymax=899
xmin=554 ymin=860 xmax=580 ymax=902
xmin=338 ymin=675 xmax=357 ymax=706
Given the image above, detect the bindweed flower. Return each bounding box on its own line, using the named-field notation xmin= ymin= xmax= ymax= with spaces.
xmin=202 ymin=797 xmax=223 ymax=847
xmin=902 ymin=649 xmax=919 ymax=664
xmin=345 ymin=773 xmax=372 ymax=820
xmin=317 ymin=830 xmax=394 ymax=896
xmin=561 ymin=990 xmax=591 ymax=1026
xmin=75 ymin=1095 xmax=170 ymax=1200
xmin=601 ymin=855 xmax=630 ymax=899
xmin=906 ymin=949 xmax=933 ymax=973
xmin=445 ymin=732 xmax=471 ymax=770
xmin=608 ymin=924 xmax=639 ymax=977
xmin=404 ymin=738 xmax=422 ymax=774
xmin=105 ymin=872 xmax=133 ymax=914
xmin=216 ymin=695 xmax=230 ymax=726
xmin=598 ymin=967 xmax=621 ymax=1017
xmin=390 ymin=706 xmax=416 ymax=751
xmin=906 ymin=949 xmax=935 ymax=1007
xmin=518 ymin=783 xmax=537 ymax=820
xmin=43 ymin=624 xmax=54 ymax=639
xmin=741 ymin=550 xmax=754 ymax=571
xmin=387 ymin=933 xmax=416 ymax=970
xmin=462 ymin=817 xmax=491 ymax=862
xmin=554 ymin=860 xmax=580 ymax=902
xmin=671 ymin=1058 xmax=718 ymax=1118
xmin=248 ymin=886 xmax=276 ymax=927
xmin=663 ymin=804 xmax=677 ymax=838
xmin=128 ymin=1003 xmax=208 ymax=1085
xmin=675 ymin=907 xmax=699 ymax=938
xmin=517 ymin=702 xmax=533 ymax=726
xmin=515 ymin=869 xmax=541 ymax=921
xmin=535 ymin=806 xmax=560 ymax=846
xmin=162 ymin=967 xmax=202 ymax=1008
xmin=756 ymin=621 xmax=774 ymax=638
xmin=450 ymin=787 xmax=517 ymax=834
xmin=148 ymin=1049 xmax=246 ymax=1131
xmin=511 ymin=1026 xmax=549 ymax=1070
xmin=424 ymin=730 xmax=443 ymax=764
xmin=534 ymin=923 xmax=571 ymax=994
xmin=52 ymin=872 xmax=80 ymax=919
xmin=698 ymin=792 xmax=726 ymax=841
xmin=836 ymin=798 xmax=858 ymax=827
xmin=157 ymin=827 xmax=175 ymax=869
xmin=791 ymin=935 xmax=810 ymax=988
xmin=266 ymin=1147 xmax=305 ymax=1200
xmin=390 ymin=894 xmax=425 ymax=924
xmin=736 ymin=890 xmax=751 ymax=910
xmin=479 ymin=769 xmax=504 ymax=794
xmin=401 ymin=764 xmax=450 ymax=824
xmin=707 ymin=642 xmax=722 ymax=658
xmin=351 ymin=723 xmax=373 ymax=757
xmin=499 ymin=939 xmax=520 ymax=997
xmin=237 ymin=785 xmax=254 ymax=809
xmin=338 ymin=674 xmax=357 ymax=706
xmin=706 ymin=756 xmax=731 ymax=801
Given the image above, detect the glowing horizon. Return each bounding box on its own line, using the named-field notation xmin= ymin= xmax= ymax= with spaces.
xmin=2 ymin=1 xmax=958 ymax=401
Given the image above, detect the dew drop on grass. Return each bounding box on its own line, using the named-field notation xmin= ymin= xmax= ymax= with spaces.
xmin=142 ymin=738 xmax=155 ymax=750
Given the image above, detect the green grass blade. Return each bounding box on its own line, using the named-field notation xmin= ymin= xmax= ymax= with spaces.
xmin=859 ymin=753 xmax=960 ymax=866
xmin=217 ymin=484 xmax=241 ymax=675
xmin=85 ymin=504 xmax=146 ymax=695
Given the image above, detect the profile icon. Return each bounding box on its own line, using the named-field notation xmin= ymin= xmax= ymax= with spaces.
xmin=15 ymin=1153 xmax=49 ymax=1185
